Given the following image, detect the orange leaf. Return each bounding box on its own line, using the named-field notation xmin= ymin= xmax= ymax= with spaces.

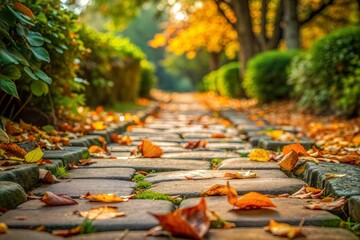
xmin=14 ymin=2 xmax=35 ymax=19
xmin=248 ymin=149 xmax=271 ymax=162
xmin=36 ymin=159 xmax=53 ymax=165
xmin=201 ymin=184 xmax=237 ymax=196
xmin=277 ymin=150 xmax=299 ymax=171
xmin=52 ymin=226 xmax=81 ymax=237
xmin=223 ymin=170 xmax=256 ymax=179
xmin=119 ymin=135 xmax=132 ymax=145
xmin=264 ymin=219 xmax=303 ymax=239
xmin=226 ymin=182 xmax=276 ymax=209
xmin=40 ymin=191 xmax=78 ymax=206
xmin=184 ymin=140 xmax=208 ymax=150
xmin=0 ymin=143 xmax=27 ymax=159
xmin=282 ymin=143 xmax=309 ymax=156
xmin=150 ymin=197 xmax=210 ymax=240
xmin=92 ymin=121 xmax=106 ymax=131
xmin=211 ymin=133 xmax=226 ymax=138
xmin=74 ymin=206 xmax=126 ymax=220
xmin=88 ymin=145 xmax=106 ymax=154
xmin=139 ymin=139 xmax=163 ymax=158
xmin=85 ymin=193 xmax=128 ymax=203
xmin=304 ymin=197 xmax=347 ymax=211
xmin=78 ymin=159 xmax=96 ymax=166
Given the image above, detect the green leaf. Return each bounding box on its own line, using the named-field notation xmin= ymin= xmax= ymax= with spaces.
xmin=25 ymin=31 xmax=44 ymax=47
xmin=0 ymin=48 xmax=19 ymax=64
xmin=34 ymin=69 xmax=52 ymax=84
xmin=29 ymin=46 xmax=50 ymax=62
xmin=24 ymin=66 xmax=38 ymax=80
xmin=30 ymin=80 xmax=48 ymax=96
xmin=42 ymin=125 xmax=55 ymax=133
xmin=24 ymin=146 xmax=44 ymax=163
xmin=0 ymin=74 xmax=19 ymax=98
xmin=0 ymin=28 xmax=17 ymax=47
xmin=3 ymin=65 xmax=21 ymax=80
xmin=0 ymin=129 xmax=10 ymax=143
xmin=9 ymin=48 xmax=29 ymax=66
xmin=6 ymin=5 xmax=34 ymax=26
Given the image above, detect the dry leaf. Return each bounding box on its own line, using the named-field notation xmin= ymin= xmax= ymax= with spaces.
xmin=325 ymin=173 xmax=347 ymax=179
xmin=277 ymin=150 xmax=299 ymax=171
xmin=78 ymin=158 xmax=96 ymax=166
xmin=211 ymin=133 xmax=226 ymax=138
xmin=184 ymin=171 xmax=215 ymax=180
xmin=14 ymin=216 xmax=27 ymax=220
xmin=52 ymin=226 xmax=81 ymax=237
xmin=74 ymin=206 xmax=126 ymax=220
xmin=112 ymin=135 xmax=133 ymax=145
xmin=282 ymin=143 xmax=309 ymax=156
xmin=39 ymin=169 xmax=60 ymax=184
xmin=184 ymin=140 xmax=208 ymax=150
xmin=88 ymin=145 xmax=107 ymax=154
xmin=279 ymin=185 xmax=323 ymax=199
xmin=0 ymin=222 xmax=8 ymax=233
xmin=40 ymin=191 xmax=78 ymax=206
xmin=264 ymin=219 xmax=304 ymax=239
xmin=0 ymin=143 xmax=27 ymax=160
xmin=223 ymin=170 xmax=256 ymax=179
xmin=304 ymin=197 xmax=347 ymax=210
xmin=36 ymin=159 xmax=53 ymax=165
xmin=210 ymin=210 xmax=235 ymax=229
xmin=227 ymin=182 xmax=276 ymax=209
xmin=248 ymin=149 xmax=271 ymax=162
xmin=85 ymin=193 xmax=129 ymax=203
xmin=201 ymin=184 xmax=237 ymax=196
xmin=150 ymin=197 xmax=210 ymax=240
xmin=132 ymin=139 xmax=163 ymax=158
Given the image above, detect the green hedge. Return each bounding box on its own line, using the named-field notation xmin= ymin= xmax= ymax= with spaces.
xmin=140 ymin=60 xmax=157 ymax=98
xmin=201 ymin=62 xmax=244 ymax=98
xmin=289 ymin=26 xmax=360 ymax=117
xmin=243 ymin=50 xmax=299 ymax=103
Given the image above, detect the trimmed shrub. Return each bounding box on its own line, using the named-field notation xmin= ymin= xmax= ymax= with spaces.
xmin=289 ymin=26 xmax=360 ymax=117
xmin=243 ymin=50 xmax=299 ymax=103
xmin=201 ymin=62 xmax=244 ymax=98
xmin=139 ymin=60 xmax=157 ymax=98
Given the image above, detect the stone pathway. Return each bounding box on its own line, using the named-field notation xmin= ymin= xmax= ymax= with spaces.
xmin=0 ymin=93 xmax=359 ymax=239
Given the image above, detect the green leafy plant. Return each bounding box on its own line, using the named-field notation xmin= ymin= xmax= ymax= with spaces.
xmin=340 ymin=218 xmax=360 ymax=236
xmin=132 ymin=174 xmax=146 ymax=182
xmin=211 ymin=158 xmax=224 ymax=170
xmin=53 ymin=166 xmax=69 ymax=179
xmin=79 ymin=218 xmax=96 ymax=235
xmin=243 ymin=50 xmax=299 ymax=103
xmin=139 ymin=60 xmax=157 ymax=98
xmin=135 ymin=190 xmax=182 ymax=205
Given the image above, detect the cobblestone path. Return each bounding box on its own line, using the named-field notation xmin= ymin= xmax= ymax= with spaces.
xmin=0 ymin=93 xmax=358 ymax=239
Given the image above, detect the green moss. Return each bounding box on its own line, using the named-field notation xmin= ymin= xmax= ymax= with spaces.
xmin=132 ymin=174 xmax=146 ymax=182
xmin=240 ymin=153 xmax=249 ymax=158
xmin=53 ymin=166 xmax=69 ymax=179
xmin=136 ymin=181 xmax=152 ymax=190
xmin=211 ymin=158 xmax=224 ymax=170
xmin=135 ymin=190 xmax=182 ymax=205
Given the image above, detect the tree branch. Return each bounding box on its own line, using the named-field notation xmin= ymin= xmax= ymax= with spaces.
xmin=300 ymin=0 xmax=336 ymax=25
xmin=214 ymin=0 xmax=237 ymax=32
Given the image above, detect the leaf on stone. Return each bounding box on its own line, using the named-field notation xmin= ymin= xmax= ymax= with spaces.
xmin=111 ymin=134 xmax=132 ymax=145
xmin=78 ymin=158 xmax=96 ymax=166
xmin=0 ymin=222 xmax=8 ymax=233
xmin=24 ymin=146 xmax=44 ymax=163
xmin=201 ymin=184 xmax=237 ymax=196
xmin=40 ymin=191 xmax=78 ymax=206
xmin=279 ymin=185 xmax=323 ymax=199
xmin=91 ymin=121 xmax=106 ymax=131
xmin=248 ymin=149 xmax=271 ymax=162
xmin=88 ymin=145 xmax=107 ymax=154
xmin=52 ymin=226 xmax=81 ymax=237
xmin=13 ymin=2 xmax=35 ymax=19
xmin=299 ymin=156 xmax=319 ymax=164
xmin=150 ymin=197 xmax=210 ymax=240
xmin=132 ymin=139 xmax=163 ymax=158
xmin=184 ymin=170 xmax=215 ymax=180
xmin=325 ymin=173 xmax=346 ymax=179
xmin=277 ymin=150 xmax=299 ymax=171
xmin=211 ymin=133 xmax=226 ymax=138
xmin=74 ymin=206 xmax=126 ymax=220
xmin=226 ymin=182 xmax=276 ymax=209
xmin=282 ymin=143 xmax=309 ymax=156
xmin=184 ymin=140 xmax=208 ymax=150
xmin=223 ymin=170 xmax=256 ymax=179
xmin=39 ymin=169 xmax=59 ymax=184
xmin=304 ymin=197 xmax=347 ymax=211
xmin=85 ymin=193 xmax=129 ymax=203
xmin=264 ymin=219 xmax=304 ymax=239
xmin=0 ymin=143 xmax=26 ymax=160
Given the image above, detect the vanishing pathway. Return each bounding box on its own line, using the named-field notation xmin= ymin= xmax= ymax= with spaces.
xmin=0 ymin=93 xmax=358 ymax=239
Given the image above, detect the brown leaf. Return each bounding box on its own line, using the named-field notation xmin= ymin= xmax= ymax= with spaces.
xmin=248 ymin=149 xmax=271 ymax=162
xmin=39 ymin=169 xmax=60 ymax=184
xmin=282 ymin=143 xmax=309 ymax=156
xmin=52 ymin=226 xmax=81 ymax=237
xmin=151 ymin=197 xmax=210 ymax=240
xmin=184 ymin=140 xmax=208 ymax=150
xmin=223 ymin=170 xmax=256 ymax=179
xmin=0 ymin=143 xmax=27 ymax=159
xmin=277 ymin=150 xmax=299 ymax=171
xmin=132 ymin=139 xmax=163 ymax=158
xmin=78 ymin=158 xmax=96 ymax=166
xmin=85 ymin=193 xmax=129 ymax=203
xmin=74 ymin=206 xmax=126 ymax=220
xmin=325 ymin=173 xmax=346 ymax=179
xmin=88 ymin=145 xmax=107 ymax=154
xmin=226 ymin=182 xmax=276 ymax=209
xmin=264 ymin=219 xmax=304 ymax=239
xmin=40 ymin=191 xmax=78 ymax=206
xmin=201 ymin=184 xmax=237 ymax=196
xmin=280 ymin=185 xmax=323 ymax=199
xmin=36 ymin=159 xmax=53 ymax=165
xmin=13 ymin=2 xmax=35 ymax=19
xmin=211 ymin=133 xmax=226 ymax=138
xmin=304 ymin=197 xmax=347 ymax=211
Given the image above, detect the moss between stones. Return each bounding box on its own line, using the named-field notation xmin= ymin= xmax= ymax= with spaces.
xmin=135 ymin=190 xmax=182 ymax=205
xmin=210 ymin=158 xmax=224 ymax=170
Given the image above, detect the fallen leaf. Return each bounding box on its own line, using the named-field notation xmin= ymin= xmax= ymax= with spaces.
xmin=248 ymin=149 xmax=271 ymax=162
xmin=69 ymin=163 xmax=82 ymax=169
xmin=150 ymin=197 xmax=210 ymax=240
xmin=201 ymin=184 xmax=237 ymax=196
xmin=0 ymin=222 xmax=8 ymax=233
xmin=0 ymin=143 xmax=27 ymax=160
xmin=113 ymin=135 xmax=132 ymax=145
xmin=223 ymin=170 xmax=256 ymax=179
xmin=226 ymin=182 xmax=276 ymax=209
xmin=14 ymin=216 xmax=27 ymax=220
xmin=92 ymin=121 xmax=106 ymax=130
xmin=282 ymin=143 xmax=309 ymax=156
xmin=279 ymin=185 xmax=323 ymax=199
xmin=85 ymin=193 xmax=129 ymax=203
xmin=210 ymin=210 xmax=235 ymax=229
xmin=132 ymin=139 xmax=163 ymax=158
xmin=78 ymin=158 xmax=96 ymax=166
xmin=40 ymin=191 xmax=78 ymax=206
xmin=0 ymin=129 xmax=10 ymax=143
xmin=299 ymin=156 xmax=319 ymax=164
xmin=39 ymin=169 xmax=60 ymax=184
xmin=88 ymin=145 xmax=107 ymax=154
xmin=277 ymin=150 xmax=299 ymax=171
xmin=74 ymin=206 xmax=126 ymax=220
xmin=24 ymin=146 xmax=44 ymax=163
xmin=52 ymin=226 xmax=81 ymax=237
xmin=264 ymin=219 xmax=304 ymax=239
xmin=135 ymin=170 xmax=149 ymax=176
xmin=36 ymin=159 xmax=53 ymax=165
xmin=211 ymin=133 xmax=226 ymax=138
xmin=184 ymin=140 xmax=208 ymax=150
xmin=304 ymin=197 xmax=347 ymax=210
xmin=325 ymin=173 xmax=347 ymax=179
xmin=184 ymin=171 xmax=215 ymax=180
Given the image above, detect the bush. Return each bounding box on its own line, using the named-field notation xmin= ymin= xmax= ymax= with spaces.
xmin=243 ymin=50 xmax=299 ymax=103
xmin=201 ymin=62 xmax=244 ymax=98
xmin=139 ymin=60 xmax=157 ymax=98
xmin=289 ymin=26 xmax=360 ymax=117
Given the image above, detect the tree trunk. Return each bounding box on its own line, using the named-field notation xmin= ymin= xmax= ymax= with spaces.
xmin=209 ymin=52 xmax=220 ymax=71
xmin=284 ymin=0 xmax=300 ymax=49
xmin=231 ymin=0 xmax=259 ymax=77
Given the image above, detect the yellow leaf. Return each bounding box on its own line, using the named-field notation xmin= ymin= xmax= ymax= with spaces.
xmin=0 ymin=222 xmax=8 ymax=233
xmin=24 ymin=146 xmax=44 ymax=163
xmin=248 ymin=149 xmax=271 ymax=162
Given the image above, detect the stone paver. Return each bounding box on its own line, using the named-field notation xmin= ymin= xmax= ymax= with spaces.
xmin=218 ymin=158 xmax=280 ymax=170
xmin=145 ymin=169 xmax=289 ymax=183
xmin=0 ymin=164 xmax=39 ymax=191
xmin=84 ymin=158 xmax=210 ymax=171
xmin=110 ymin=145 xmax=187 ymax=153
xmin=0 ymin=181 xmax=27 ymax=209
xmin=0 ymin=200 xmax=174 ymax=231
xmin=0 ymin=230 xmax=63 ymax=240
xmin=181 ymin=197 xmax=341 ymax=227
xmin=349 ymin=196 xmax=360 ymax=222
xmin=150 ymin=178 xmax=305 ymax=197
xmin=32 ymin=179 xmax=135 ymax=198
xmin=162 ymin=151 xmax=239 ymax=160
xmin=65 ymin=168 xmax=136 ymax=181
